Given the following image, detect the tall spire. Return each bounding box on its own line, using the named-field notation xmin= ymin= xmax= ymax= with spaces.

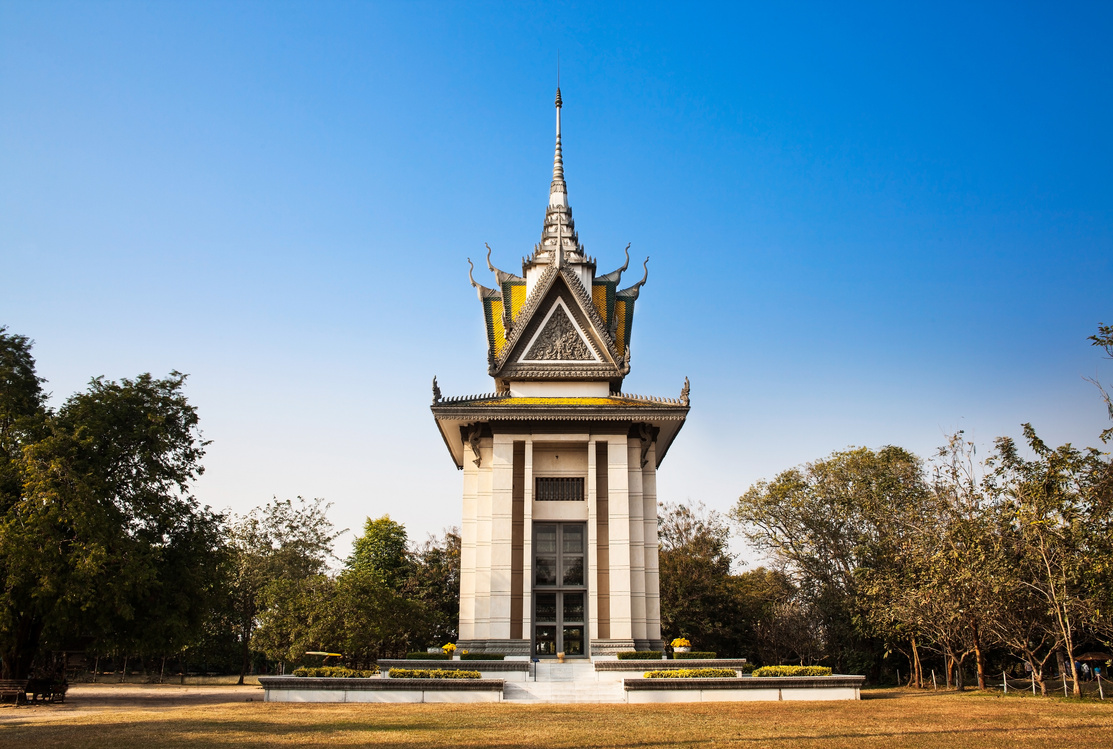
xmin=550 ymin=87 xmax=567 ymax=208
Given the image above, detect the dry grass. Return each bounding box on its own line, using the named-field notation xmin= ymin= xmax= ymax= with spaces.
xmin=0 ymin=686 xmax=1111 ymax=748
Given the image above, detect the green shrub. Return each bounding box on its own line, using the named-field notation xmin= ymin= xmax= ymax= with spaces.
xmin=406 ymin=652 xmax=450 ymax=660
xmin=292 ymin=666 xmax=379 ymax=678
xmin=616 ymin=651 xmax=663 ymax=660
xmin=739 ymin=663 xmax=756 ymax=674
xmin=643 ymin=668 xmax=737 ymax=678
xmin=388 ymin=668 xmax=481 ymax=679
xmin=752 ymin=665 xmax=832 ymax=677
xmin=672 ymin=651 xmax=717 ymax=660
xmin=460 ymin=653 xmax=505 ymax=660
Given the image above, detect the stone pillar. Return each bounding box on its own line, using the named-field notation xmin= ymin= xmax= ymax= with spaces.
xmin=628 ymin=437 xmax=647 ymax=648
xmin=642 ymin=443 xmax=662 ymax=649
xmin=605 ymin=434 xmax=635 ymax=648
xmin=488 ymin=435 xmax=515 ymax=639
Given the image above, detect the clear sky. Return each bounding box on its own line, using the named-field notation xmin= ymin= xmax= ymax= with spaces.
xmin=2 ymin=1 xmax=1111 ymax=562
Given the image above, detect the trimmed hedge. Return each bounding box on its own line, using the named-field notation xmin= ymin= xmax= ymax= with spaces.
xmin=292 ymin=666 xmax=379 ymax=678
xmin=752 ymin=665 xmax=832 ymax=677
xmin=616 ymin=651 xmax=664 ymax=660
xmin=739 ymin=663 xmax=756 ymax=674
xmin=406 ymin=652 xmax=450 ymax=660
xmin=460 ymin=653 xmax=505 ymax=660
xmin=643 ymin=668 xmax=737 ymax=678
xmin=672 ymin=651 xmax=717 ymax=660
xmin=388 ymin=668 xmax=481 ymax=679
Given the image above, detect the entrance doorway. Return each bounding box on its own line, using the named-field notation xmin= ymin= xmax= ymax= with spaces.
xmin=532 ymin=523 xmax=587 ymax=657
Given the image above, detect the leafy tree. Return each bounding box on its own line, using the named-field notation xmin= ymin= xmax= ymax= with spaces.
xmin=348 ymin=515 xmax=412 ymax=589
xmin=986 ymin=424 xmax=1110 ymax=697
xmin=405 ymin=528 xmax=461 ymax=645
xmin=0 ymin=360 xmax=221 ymax=678
xmin=732 ymin=446 xmax=928 ymax=676
xmin=228 ymin=496 xmax=339 ymax=684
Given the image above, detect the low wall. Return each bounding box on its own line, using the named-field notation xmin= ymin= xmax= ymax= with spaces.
xmin=595 ymin=659 xmax=750 ymax=672
xmin=623 ymin=675 xmax=864 ymax=703
xmin=378 ymin=660 xmax=529 ymax=682
xmin=259 ymin=676 xmax=505 ymax=703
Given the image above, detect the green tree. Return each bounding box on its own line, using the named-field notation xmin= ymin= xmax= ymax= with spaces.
xmin=987 ymin=424 xmax=1110 ymax=697
xmin=348 ymin=515 xmax=412 ymax=589
xmin=405 ymin=528 xmax=461 ymax=645
xmin=0 ymin=363 xmax=221 ymax=679
xmin=228 ymin=496 xmax=339 ymax=684
xmin=732 ymin=446 xmax=929 ymax=676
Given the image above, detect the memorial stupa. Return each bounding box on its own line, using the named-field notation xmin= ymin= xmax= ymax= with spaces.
xmin=431 ymin=88 xmax=689 ymax=657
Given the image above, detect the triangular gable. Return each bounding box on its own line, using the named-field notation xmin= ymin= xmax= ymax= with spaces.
xmin=518 ymin=298 xmax=601 ymax=363
xmin=492 ymin=266 xmax=626 ymax=379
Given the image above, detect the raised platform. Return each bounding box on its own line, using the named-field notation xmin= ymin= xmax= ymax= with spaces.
xmin=378 ymin=660 xmax=530 ymax=682
xmin=593 ymin=658 xmax=750 ymax=672
xmin=259 ymin=676 xmax=504 ymax=703
xmin=624 ymin=675 xmax=865 ymax=703
xmin=259 ymin=667 xmax=865 ymax=704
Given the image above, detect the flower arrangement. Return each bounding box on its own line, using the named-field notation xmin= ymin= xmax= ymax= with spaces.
xmin=442 ymin=643 xmax=457 ymax=655
xmin=670 ymin=638 xmax=691 ymax=648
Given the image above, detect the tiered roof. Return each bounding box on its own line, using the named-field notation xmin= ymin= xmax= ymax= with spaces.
xmin=431 ymin=89 xmax=689 ymax=470
xmin=467 ymin=88 xmax=649 ymax=391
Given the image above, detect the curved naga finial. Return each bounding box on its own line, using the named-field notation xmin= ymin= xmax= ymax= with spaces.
xmin=680 ymin=376 xmax=690 ymax=407
xmin=485 ymin=243 xmax=496 ymax=273
xmin=432 ymin=376 xmax=442 ymax=404
xmin=467 ymin=258 xmax=478 ymax=288
xmin=618 ymin=257 xmax=649 ymax=298
xmin=598 ymin=243 xmax=631 ymax=283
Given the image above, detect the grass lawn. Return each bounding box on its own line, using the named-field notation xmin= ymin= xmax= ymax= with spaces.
xmin=0 ymin=687 xmax=1110 ymax=748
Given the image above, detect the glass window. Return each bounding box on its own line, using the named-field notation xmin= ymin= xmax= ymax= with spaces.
xmin=535 ymin=556 xmax=557 ymax=586
xmin=562 ymin=525 xmax=584 ymax=554
xmin=535 ymin=626 xmax=557 ymax=655
xmin=562 ymin=626 xmax=584 ymax=655
xmin=535 ymin=593 xmax=557 ymax=623
xmin=563 ymin=592 xmax=584 ymax=623
xmin=562 ymin=555 xmax=584 ymax=586
xmin=535 ymin=525 xmax=557 ymax=553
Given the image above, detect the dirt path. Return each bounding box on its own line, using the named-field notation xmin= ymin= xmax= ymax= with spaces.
xmin=0 ymin=684 xmax=263 ymax=724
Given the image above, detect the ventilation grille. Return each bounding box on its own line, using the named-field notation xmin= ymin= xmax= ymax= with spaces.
xmin=535 ymin=477 xmax=584 ymax=502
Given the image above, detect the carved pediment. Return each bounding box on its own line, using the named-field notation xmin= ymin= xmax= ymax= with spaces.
xmin=519 ymin=299 xmax=598 ymax=363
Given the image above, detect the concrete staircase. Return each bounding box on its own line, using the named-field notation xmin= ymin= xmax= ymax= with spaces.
xmin=502 ymin=662 xmax=626 ymax=703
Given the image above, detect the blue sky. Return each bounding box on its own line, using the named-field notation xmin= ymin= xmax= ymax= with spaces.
xmin=2 ymin=1 xmax=1111 ymax=561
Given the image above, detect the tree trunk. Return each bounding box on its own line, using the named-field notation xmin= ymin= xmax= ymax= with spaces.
xmin=238 ymin=626 xmax=250 ymax=686
xmin=972 ymin=621 xmax=986 ymax=690
xmin=160 ymin=657 xmax=166 ymax=684
xmin=945 ymin=653 xmax=954 ymax=688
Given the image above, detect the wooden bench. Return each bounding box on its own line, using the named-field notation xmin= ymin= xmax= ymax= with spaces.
xmin=27 ymin=678 xmax=66 ymax=703
xmin=0 ymin=679 xmax=28 ymax=704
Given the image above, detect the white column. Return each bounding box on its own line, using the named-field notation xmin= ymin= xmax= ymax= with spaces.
xmin=522 ymin=437 xmax=534 ymax=643
xmin=607 ymin=435 xmax=632 ymax=640
xmin=627 ymin=438 xmax=647 ymax=643
xmin=642 ymin=444 xmax=661 ymax=644
xmin=458 ymin=447 xmax=480 ymax=640
xmin=586 ymin=438 xmax=599 ymax=642
xmin=474 ymin=438 xmax=493 ymax=638
xmin=489 ymin=435 xmax=515 ymax=639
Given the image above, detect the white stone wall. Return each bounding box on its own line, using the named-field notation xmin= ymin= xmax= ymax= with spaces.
xmin=458 ymin=428 xmax=662 ymax=654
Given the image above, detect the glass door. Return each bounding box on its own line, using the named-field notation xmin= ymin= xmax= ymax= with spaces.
xmin=532 ymin=523 xmax=587 ymax=657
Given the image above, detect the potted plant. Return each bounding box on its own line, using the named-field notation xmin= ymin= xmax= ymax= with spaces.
xmin=442 ymin=643 xmax=457 ymax=659
xmin=671 ymin=637 xmax=691 ymax=653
